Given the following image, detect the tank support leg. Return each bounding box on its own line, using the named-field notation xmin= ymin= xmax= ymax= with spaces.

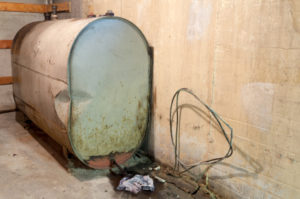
xmin=62 ymin=146 xmax=70 ymax=160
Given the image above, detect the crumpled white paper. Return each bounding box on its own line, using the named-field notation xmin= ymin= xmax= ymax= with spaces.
xmin=117 ymin=174 xmax=155 ymax=194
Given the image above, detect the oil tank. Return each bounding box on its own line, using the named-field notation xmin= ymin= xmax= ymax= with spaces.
xmin=11 ymin=17 xmax=152 ymax=169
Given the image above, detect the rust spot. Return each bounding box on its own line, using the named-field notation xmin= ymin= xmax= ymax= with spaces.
xmin=193 ymin=125 xmax=201 ymax=130
xmin=87 ymin=152 xmax=133 ymax=169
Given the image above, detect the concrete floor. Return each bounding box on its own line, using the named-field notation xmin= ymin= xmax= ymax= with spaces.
xmin=0 ymin=112 xmax=196 ymax=199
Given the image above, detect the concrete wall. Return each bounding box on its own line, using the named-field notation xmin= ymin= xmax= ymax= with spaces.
xmin=71 ymin=1 xmax=300 ymax=198
xmin=0 ymin=0 xmax=44 ymax=112
xmin=55 ymin=0 xmax=82 ymax=18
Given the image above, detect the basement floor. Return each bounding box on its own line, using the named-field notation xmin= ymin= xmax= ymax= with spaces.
xmin=0 ymin=112 xmax=210 ymax=199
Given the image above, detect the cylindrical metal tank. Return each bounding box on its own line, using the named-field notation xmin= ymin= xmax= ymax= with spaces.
xmin=11 ymin=17 xmax=152 ymax=169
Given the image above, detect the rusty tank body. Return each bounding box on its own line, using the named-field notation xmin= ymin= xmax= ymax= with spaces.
xmin=11 ymin=17 xmax=152 ymax=169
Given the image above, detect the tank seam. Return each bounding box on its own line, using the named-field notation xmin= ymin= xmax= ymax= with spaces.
xmin=13 ymin=62 xmax=68 ymax=84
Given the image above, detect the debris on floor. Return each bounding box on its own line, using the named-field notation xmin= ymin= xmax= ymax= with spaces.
xmin=153 ymin=175 xmax=166 ymax=183
xmin=117 ymin=174 xmax=155 ymax=194
xmin=113 ymin=157 xmax=219 ymax=199
xmin=7 ymin=111 xmax=221 ymax=199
